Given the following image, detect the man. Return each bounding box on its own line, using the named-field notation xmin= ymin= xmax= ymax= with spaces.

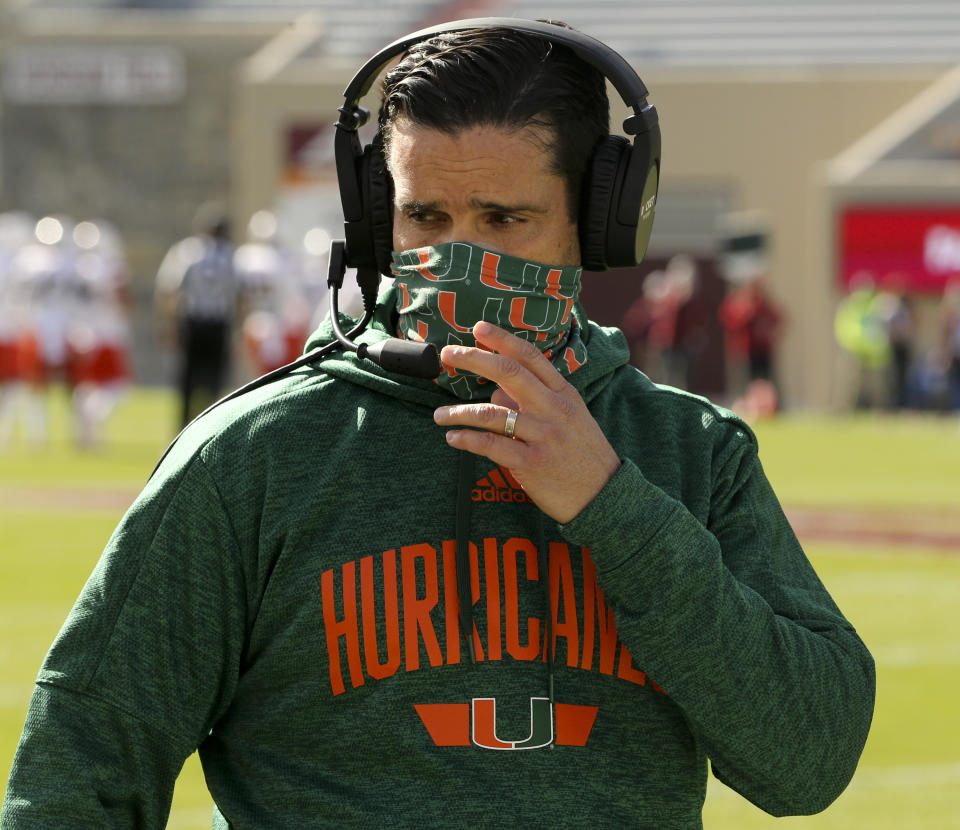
xmin=2 ymin=21 xmax=873 ymax=829
xmin=234 ymin=210 xmax=319 ymax=377
xmin=0 ymin=211 xmax=33 ymax=446
xmin=155 ymin=201 xmax=238 ymax=428
xmin=68 ymin=219 xmax=133 ymax=448
xmin=8 ymin=215 xmax=80 ymax=446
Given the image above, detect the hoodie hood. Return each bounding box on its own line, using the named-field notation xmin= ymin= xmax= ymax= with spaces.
xmin=304 ymin=286 xmax=632 ymax=408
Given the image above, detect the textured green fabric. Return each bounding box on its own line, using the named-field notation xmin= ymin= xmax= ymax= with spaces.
xmin=1 ymin=294 xmax=874 ymax=829
xmin=390 ymin=241 xmax=586 ymax=400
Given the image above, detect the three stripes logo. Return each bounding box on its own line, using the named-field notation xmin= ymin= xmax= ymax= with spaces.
xmin=472 ymin=466 xmax=529 ymax=504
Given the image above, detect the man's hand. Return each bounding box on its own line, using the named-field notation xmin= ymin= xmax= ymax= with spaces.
xmin=434 ymin=321 xmax=621 ymax=524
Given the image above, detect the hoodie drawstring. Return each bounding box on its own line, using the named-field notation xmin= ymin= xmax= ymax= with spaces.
xmin=455 ymin=451 xmax=476 ymax=663
xmin=455 ymin=452 xmax=555 ymax=745
xmin=537 ymin=516 xmax=556 ymax=718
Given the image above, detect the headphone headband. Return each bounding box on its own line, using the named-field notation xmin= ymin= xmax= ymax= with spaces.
xmin=338 ymin=18 xmax=651 ymax=122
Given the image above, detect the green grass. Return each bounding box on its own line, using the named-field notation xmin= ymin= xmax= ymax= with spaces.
xmin=1 ymin=389 xmax=958 ymax=827
xmin=702 ymin=544 xmax=960 ymax=829
xmin=751 ymin=413 xmax=960 ymax=508
xmin=0 ymin=386 xmax=176 ymax=488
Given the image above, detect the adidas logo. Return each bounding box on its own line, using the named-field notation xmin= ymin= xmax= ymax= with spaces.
xmin=472 ymin=466 xmax=529 ymax=504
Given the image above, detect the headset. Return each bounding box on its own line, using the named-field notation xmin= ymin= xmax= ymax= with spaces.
xmin=335 ymin=17 xmax=660 ymax=280
xmin=329 ymin=17 xmax=661 ymax=376
xmin=151 ymin=18 xmax=660 ymax=476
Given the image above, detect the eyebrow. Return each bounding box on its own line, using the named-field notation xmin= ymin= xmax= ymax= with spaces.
xmin=396 ymin=200 xmax=440 ymax=214
xmin=471 ymin=198 xmax=548 ymax=215
xmin=396 ymin=198 xmax=549 ymax=215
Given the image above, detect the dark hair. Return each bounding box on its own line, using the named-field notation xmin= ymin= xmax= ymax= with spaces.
xmin=377 ymin=22 xmax=610 ymax=221
xmin=192 ymin=200 xmax=230 ymax=241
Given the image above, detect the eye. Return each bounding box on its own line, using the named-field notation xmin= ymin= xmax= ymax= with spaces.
xmin=488 ymin=212 xmax=523 ymax=226
xmin=405 ymin=208 xmax=446 ymax=226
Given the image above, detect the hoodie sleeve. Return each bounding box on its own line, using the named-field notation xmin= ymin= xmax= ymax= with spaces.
xmin=559 ymin=431 xmax=875 ymax=817
xmin=1 ymin=454 xmax=246 ymax=828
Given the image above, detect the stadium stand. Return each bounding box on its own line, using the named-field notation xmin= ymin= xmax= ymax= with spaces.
xmin=503 ymin=0 xmax=960 ymax=68
xmin=17 ymin=0 xmax=960 ymax=66
xmin=14 ymin=0 xmax=473 ymax=61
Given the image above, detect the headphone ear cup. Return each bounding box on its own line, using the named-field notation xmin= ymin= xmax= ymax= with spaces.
xmin=360 ymin=143 xmax=395 ymax=275
xmin=579 ymin=136 xmax=631 ymax=272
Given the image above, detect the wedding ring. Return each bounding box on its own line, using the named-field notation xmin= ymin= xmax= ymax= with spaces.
xmin=503 ymin=409 xmax=519 ymax=439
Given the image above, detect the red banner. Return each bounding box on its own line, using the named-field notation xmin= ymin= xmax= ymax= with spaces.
xmin=839 ymin=206 xmax=960 ymax=294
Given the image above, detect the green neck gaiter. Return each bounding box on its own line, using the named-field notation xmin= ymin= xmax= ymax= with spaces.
xmin=390 ymin=241 xmax=588 ymax=400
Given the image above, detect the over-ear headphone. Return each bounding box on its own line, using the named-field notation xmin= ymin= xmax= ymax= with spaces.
xmin=334 ymin=17 xmax=661 ymax=280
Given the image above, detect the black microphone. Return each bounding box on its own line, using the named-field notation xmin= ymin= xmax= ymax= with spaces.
xmin=328 ymin=240 xmax=442 ymax=379
xmin=355 ymin=338 xmax=443 ymax=378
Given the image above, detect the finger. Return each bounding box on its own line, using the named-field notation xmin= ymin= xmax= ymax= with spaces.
xmin=472 ymin=321 xmax=571 ymax=394
xmin=435 ymin=402 xmax=539 ymax=443
xmin=443 ymin=418 xmax=532 ymax=464
xmin=439 ymin=319 xmax=576 ymax=413
xmin=439 ymin=343 xmax=558 ymax=414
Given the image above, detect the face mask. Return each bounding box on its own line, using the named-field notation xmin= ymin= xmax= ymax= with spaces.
xmin=390 ymin=241 xmax=588 ymax=399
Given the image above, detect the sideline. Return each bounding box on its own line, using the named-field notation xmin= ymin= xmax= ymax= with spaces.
xmin=786 ymin=506 xmax=960 ymax=551
xmin=0 ymin=486 xmax=139 ymax=513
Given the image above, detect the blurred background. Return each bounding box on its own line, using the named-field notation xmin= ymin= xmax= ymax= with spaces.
xmin=1 ymin=0 xmax=959 ymax=417
xmin=0 ymin=1 xmax=959 ymax=828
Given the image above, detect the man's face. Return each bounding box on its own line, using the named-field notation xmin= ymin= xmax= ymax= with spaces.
xmin=387 ymin=119 xmax=581 ymax=266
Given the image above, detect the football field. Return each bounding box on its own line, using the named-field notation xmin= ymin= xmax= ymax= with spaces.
xmin=1 ymin=387 xmax=958 ymax=828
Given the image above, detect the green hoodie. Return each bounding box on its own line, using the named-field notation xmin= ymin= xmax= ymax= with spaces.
xmin=2 ymin=292 xmax=874 ymax=829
